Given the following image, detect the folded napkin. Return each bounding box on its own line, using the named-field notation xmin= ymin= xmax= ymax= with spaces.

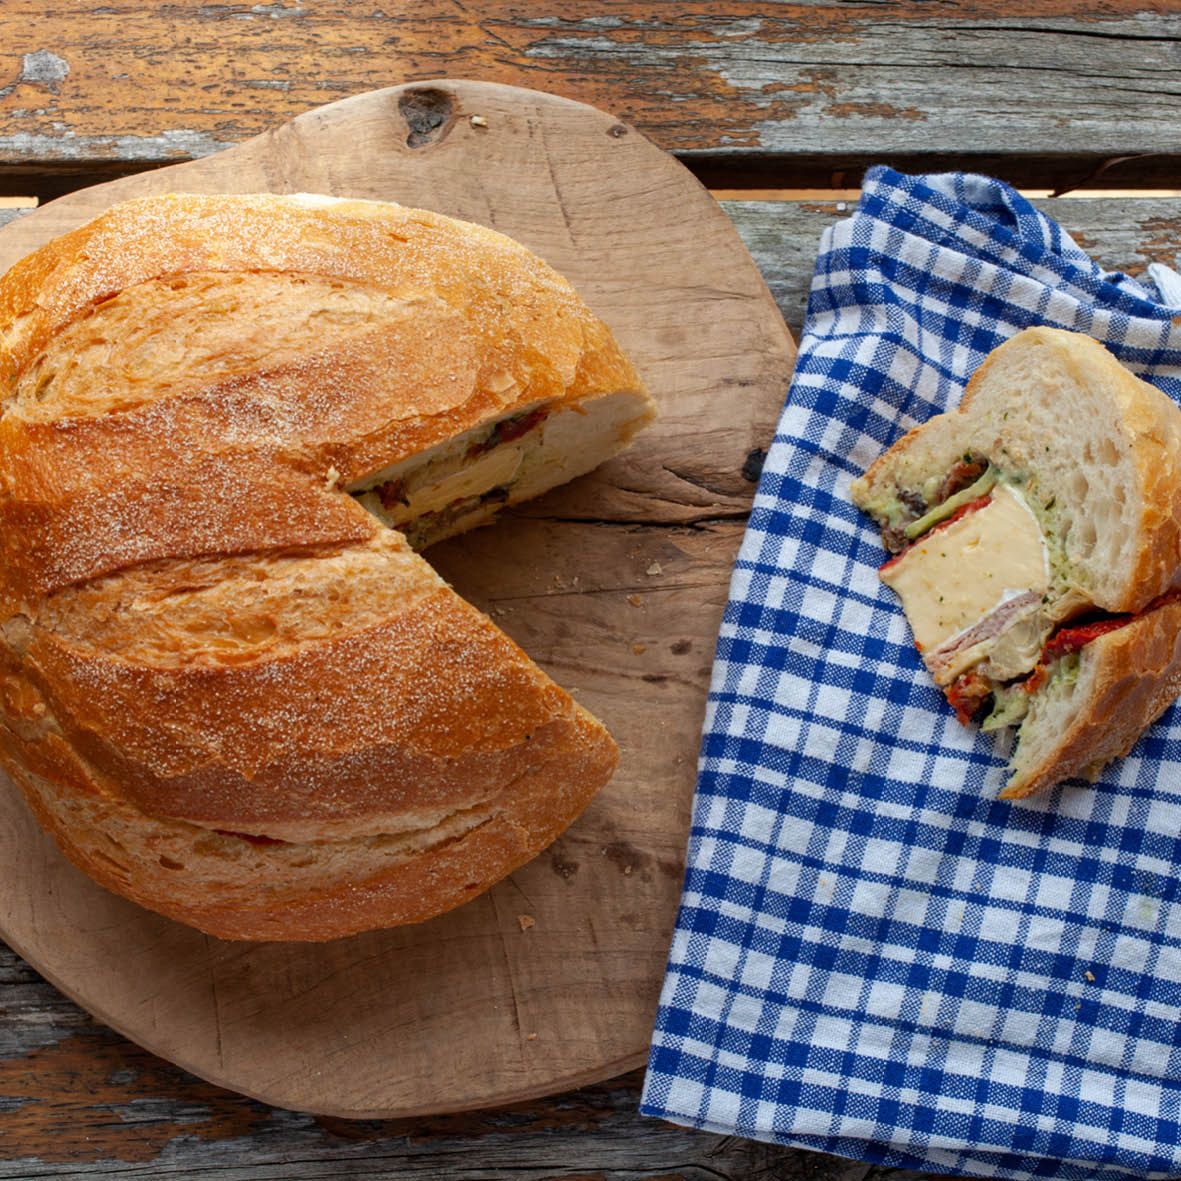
xmin=641 ymin=167 xmax=1181 ymax=1179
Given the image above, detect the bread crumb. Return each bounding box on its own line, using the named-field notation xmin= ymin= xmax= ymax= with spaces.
xmin=517 ymin=914 xmax=535 ymax=931
xmin=324 ymin=465 xmax=341 ymax=491
xmin=626 ymin=594 xmax=643 ymax=607
xmin=632 ymin=642 xmax=647 ymax=655
xmin=526 ymin=1032 xmax=538 ymax=1041
xmin=624 ymin=865 xmax=633 ymax=875
xmin=646 ymin=561 xmax=663 ymax=576
xmin=470 ymin=114 xmax=488 ymax=128
xmin=1084 ymin=970 xmax=1095 ymax=982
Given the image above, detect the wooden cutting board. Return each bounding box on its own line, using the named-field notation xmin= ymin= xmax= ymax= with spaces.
xmin=0 ymin=81 xmax=794 ymax=1117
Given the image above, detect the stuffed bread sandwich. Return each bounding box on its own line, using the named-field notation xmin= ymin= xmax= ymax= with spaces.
xmin=0 ymin=192 xmax=656 ymax=940
xmin=852 ymin=326 xmax=1181 ymax=798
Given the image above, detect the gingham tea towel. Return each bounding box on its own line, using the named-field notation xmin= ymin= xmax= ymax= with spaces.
xmin=640 ymin=167 xmax=1181 ymax=1179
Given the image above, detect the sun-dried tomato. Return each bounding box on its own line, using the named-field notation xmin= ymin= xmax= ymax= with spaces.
xmin=945 ymin=669 xmax=992 ymax=724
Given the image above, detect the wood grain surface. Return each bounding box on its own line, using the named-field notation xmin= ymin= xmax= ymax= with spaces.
xmin=2 ymin=189 xmax=1173 ymax=1178
xmin=0 ymin=81 xmax=792 ymax=1120
xmin=0 ymin=3 xmax=1179 ymax=196
xmin=0 ymin=945 xmax=887 ymax=1181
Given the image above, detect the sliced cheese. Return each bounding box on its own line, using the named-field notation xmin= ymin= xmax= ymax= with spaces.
xmin=880 ymin=483 xmax=1048 ymax=658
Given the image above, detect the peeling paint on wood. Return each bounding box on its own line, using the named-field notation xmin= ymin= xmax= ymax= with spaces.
xmin=0 ymin=50 xmax=70 ymax=99
xmin=0 ymin=3 xmax=1177 ymax=185
xmin=0 ymin=128 xmax=235 ymax=162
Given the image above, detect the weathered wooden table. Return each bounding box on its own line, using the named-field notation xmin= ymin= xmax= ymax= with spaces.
xmin=2 ymin=4 xmax=1179 ymax=1177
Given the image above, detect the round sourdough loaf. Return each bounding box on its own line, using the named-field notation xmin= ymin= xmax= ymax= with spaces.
xmin=0 ymin=193 xmax=655 ymax=940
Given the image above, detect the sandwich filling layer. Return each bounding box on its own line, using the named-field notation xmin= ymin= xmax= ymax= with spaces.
xmin=879 ymin=482 xmax=1050 ymax=686
xmin=867 ymin=452 xmax=1180 ymax=734
xmin=865 ymin=458 xmax=1071 ymax=727
xmin=351 ymin=388 xmax=650 ymax=549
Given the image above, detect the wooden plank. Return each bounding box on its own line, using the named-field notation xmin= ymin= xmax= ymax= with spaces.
xmin=0 ymin=944 xmax=883 ymax=1178
xmin=0 ymin=3 xmax=1178 ymax=195
xmin=723 ymin=196 xmax=1181 ymax=339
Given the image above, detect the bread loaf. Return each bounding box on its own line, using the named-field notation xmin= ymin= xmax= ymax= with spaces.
xmin=0 ymin=192 xmax=655 ymax=940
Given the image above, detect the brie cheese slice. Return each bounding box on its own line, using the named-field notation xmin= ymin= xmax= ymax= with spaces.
xmin=880 ymin=483 xmax=1049 ymax=681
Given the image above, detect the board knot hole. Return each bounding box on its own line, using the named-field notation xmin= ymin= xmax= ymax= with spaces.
xmin=399 ymin=88 xmax=455 ymax=149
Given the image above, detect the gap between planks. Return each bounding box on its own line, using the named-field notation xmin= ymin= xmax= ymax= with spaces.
xmin=3 ymin=189 xmax=1180 ymax=211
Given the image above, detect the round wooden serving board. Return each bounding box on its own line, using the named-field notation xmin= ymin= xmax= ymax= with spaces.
xmin=0 ymin=81 xmax=794 ymax=1117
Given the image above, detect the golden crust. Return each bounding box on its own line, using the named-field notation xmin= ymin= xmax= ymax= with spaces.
xmin=9 ymin=714 xmax=616 ymax=941
xmin=0 ymin=194 xmax=625 ymax=389
xmin=0 ymin=192 xmax=647 ymax=939
xmin=1000 ymin=600 xmax=1181 ymax=799
xmin=19 ymin=586 xmax=595 ymax=837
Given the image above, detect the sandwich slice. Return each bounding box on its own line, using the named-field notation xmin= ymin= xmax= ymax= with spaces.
xmin=851 ymin=326 xmax=1181 ymax=798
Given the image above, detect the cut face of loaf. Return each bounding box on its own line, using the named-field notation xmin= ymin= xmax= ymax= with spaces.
xmin=851 ymin=327 xmax=1181 ymax=796
xmin=0 ymin=192 xmax=656 ymax=940
xmin=353 ymin=387 xmax=648 ymax=549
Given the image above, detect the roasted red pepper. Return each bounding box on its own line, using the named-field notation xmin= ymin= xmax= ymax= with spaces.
xmin=468 ymin=407 xmax=548 ymax=457
xmin=495 ymin=406 xmax=547 ymax=444
xmin=935 ymin=456 xmax=988 ymax=505
xmin=1035 ymin=588 xmax=1181 ymax=667
xmin=1040 ymin=616 xmax=1132 ymax=662
xmin=1020 ymin=594 xmax=1181 ymax=694
xmin=378 ymin=477 xmax=408 ymax=511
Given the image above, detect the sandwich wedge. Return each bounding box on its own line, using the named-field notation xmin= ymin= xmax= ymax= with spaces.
xmin=851 ymin=326 xmax=1181 ymax=798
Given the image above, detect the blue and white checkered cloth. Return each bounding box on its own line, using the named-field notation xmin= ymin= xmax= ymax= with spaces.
xmin=641 ymin=167 xmax=1181 ymax=1179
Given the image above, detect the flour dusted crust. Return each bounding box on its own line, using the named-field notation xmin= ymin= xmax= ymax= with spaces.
xmin=0 ymin=193 xmax=654 ymax=939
